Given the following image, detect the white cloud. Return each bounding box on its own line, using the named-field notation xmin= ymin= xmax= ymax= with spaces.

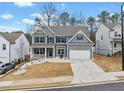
xmin=22 ymin=18 xmax=35 ymax=25
xmin=0 ymin=25 xmax=20 ymax=32
xmin=0 ymin=14 xmax=13 ymax=20
xmin=30 ymin=13 xmax=41 ymax=18
xmin=109 ymin=13 xmax=115 ymax=17
xmin=14 ymin=2 xmax=35 ymax=7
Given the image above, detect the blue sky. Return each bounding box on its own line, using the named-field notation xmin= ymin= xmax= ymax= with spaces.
xmin=0 ymin=2 xmax=122 ymax=32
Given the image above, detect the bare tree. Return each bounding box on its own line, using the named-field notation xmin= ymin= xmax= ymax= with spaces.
xmin=25 ymin=24 xmax=35 ymax=45
xmin=76 ymin=11 xmax=85 ymax=25
xmin=42 ymin=2 xmax=56 ymax=26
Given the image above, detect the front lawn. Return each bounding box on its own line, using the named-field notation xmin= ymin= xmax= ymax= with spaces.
xmin=94 ymin=53 xmax=122 ymax=72
xmin=0 ymin=62 xmax=73 ymax=81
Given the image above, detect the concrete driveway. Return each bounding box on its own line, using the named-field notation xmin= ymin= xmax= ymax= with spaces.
xmin=70 ymin=59 xmax=118 ymax=84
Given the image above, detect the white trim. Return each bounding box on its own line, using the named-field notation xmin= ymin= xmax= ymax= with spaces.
xmin=32 ymin=27 xmax=46 ymax=35
xmin=67 ymin=30 xmax=94 ymax=45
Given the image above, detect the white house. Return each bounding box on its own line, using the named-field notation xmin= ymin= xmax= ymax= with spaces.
xmin=0 ymin=32 xmax=30 ymax=63
xmin=96 ymin=23 xmax=121 ymax=56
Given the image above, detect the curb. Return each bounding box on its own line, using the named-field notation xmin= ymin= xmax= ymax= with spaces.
xmin=24 ymin=79 xmax=124 ymax=91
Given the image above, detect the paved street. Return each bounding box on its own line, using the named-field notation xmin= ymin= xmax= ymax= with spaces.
xmin=41 ymin=81 xmax=124 ymax=91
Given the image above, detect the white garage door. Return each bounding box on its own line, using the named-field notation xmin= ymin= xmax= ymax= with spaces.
xmin=69 ymin=50 xmax=90 ymax=59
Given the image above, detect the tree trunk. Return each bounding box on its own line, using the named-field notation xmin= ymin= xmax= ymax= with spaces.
xmin=48 ymin=17 xmax=50 ymax=26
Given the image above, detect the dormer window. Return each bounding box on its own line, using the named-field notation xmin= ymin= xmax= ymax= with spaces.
xmin=77 ymin=35 xmax=83 ymax=40
xmin=114 ymin=32 xmax=117 ymax=37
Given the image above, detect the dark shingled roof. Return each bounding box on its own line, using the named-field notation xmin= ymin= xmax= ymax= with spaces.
xmin=0 ymin=32 xmax=22 ymax=44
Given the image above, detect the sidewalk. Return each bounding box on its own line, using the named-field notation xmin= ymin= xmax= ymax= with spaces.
xmin=107 ymin=71 xmax=124 ymax=76
xmin=0 ymin=76 xmax=72 ymax=90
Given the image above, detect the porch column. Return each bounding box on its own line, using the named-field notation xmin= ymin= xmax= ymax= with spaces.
xmin=92 ymin=46 xmax=93 ymax=60
xmin=45 ymin=48 xmax=47 ymax=59
xmin=67 ymin=45 xmax=69 ymax=59
xmin=112 ymin=42 xmax=114 ymax=55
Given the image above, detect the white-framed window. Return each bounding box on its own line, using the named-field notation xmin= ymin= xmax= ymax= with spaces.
xmin=101 ymin=35 xmax=103 ymax=40
xmin=40 ymin=37 xmax=45 ymax=43
xmin=3 ymin=44 xmax=6 ymax=50
xmin=35 ymin=37 xmax=39 ymax=43
xmin=77 ymin=35 xmax=83 ymax=40
xmin=33 ymin=48 xmax=45 ymax=54
xmin=34 ymin=37 xmax=45 ymax=43
xmin=57 ymin=47 xmax=65 ymax=55
xmin=56 ymin=37 xmax=66 ymax=43
xmin=39 ymin=48 xmax=45 ymax=54
xmin=48 ymin=37 xmax=54 ymax=43
xmin=114 ymin=32 xmax=117 ymax=37
xmin=34 ymin=48 xmax=39 ymax=54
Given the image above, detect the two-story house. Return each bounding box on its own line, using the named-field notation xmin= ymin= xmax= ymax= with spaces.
xmin=0 ymin=32 xmax=30 ymax=63
xmin=30 ymin=26 xmax=94 ymax=60
xmin=96 ymin=23 xmax=121 ymax=56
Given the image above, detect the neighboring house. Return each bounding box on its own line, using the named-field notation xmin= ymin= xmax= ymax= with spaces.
xmin=96 ymin=23 xmax=121 ymax=56
xmin=0 ymin=32 xmax=30 ymax=63
xmin=30 ymin=26 xmax=94 ymax=60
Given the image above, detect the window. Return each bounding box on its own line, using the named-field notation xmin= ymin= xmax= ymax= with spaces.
xmin=77 ymin=35 xmax=83 ymax=40
xmin=34 ymin=48 xmax=39 ymax=54
xmin=56 ymin=37 xmax=66 ymax=43
xmin=35 ymin=37 xmax=39 ymax=43
xmin=48 ymin=37 xmax=54 ymax=43
xmin=39 ymin=48 xmax=45 ymax=54
xmin=40 ymin=37 xmax=45 ymax=43
xmin=5 ymin=63 xmax=11 ymax=66
xmin=101 ymin=35 xmax=103 ymax=40
xmin=114 ymin=43 xmax=117 ymax=48
xmin=33 ymin=48 xmax=45 ymax=54
xmin=57 ymin=48 xmax=65 ymax=55
xmin=34 ymin=37 xmax=45 ymax=43
xmin=115 ymin=32 xmax=117 ymax=37
xmin=3 ymin=44 xmax=6 ymax=50
xmin=118 ymin=34 xmax=121 ymax=37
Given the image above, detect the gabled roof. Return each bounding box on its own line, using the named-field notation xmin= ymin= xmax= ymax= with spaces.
xmin=67 ymin=30 xmax=94 ymax=45
xmin=102 ymin=23 xmax=120 ymax=30
xmin=49 ymin=26 xmax=90 ymax=36
xmin=0 ymin=32 xmax=22 ymax=44
xmin=33 ymin=26 xmax=90 ymax=37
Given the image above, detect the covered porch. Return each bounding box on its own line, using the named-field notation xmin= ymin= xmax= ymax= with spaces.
xmin=31 ymin=46 xmax=55 ymax=59
xmin=111 ymin=39 xmax=122 ymax=55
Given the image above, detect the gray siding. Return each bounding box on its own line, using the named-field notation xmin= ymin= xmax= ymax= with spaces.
xmin=69 ymin=34 xmax=91 ymax=44
xmin=68 ymin=45 xmax=92 ymax=50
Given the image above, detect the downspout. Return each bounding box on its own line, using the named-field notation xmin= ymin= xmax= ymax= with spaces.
xmin=9 ymin=43 xmax=11 ymax=63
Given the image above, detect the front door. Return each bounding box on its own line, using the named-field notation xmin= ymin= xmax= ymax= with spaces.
xmin=47 ymin=48 xmax=53 ymax=58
